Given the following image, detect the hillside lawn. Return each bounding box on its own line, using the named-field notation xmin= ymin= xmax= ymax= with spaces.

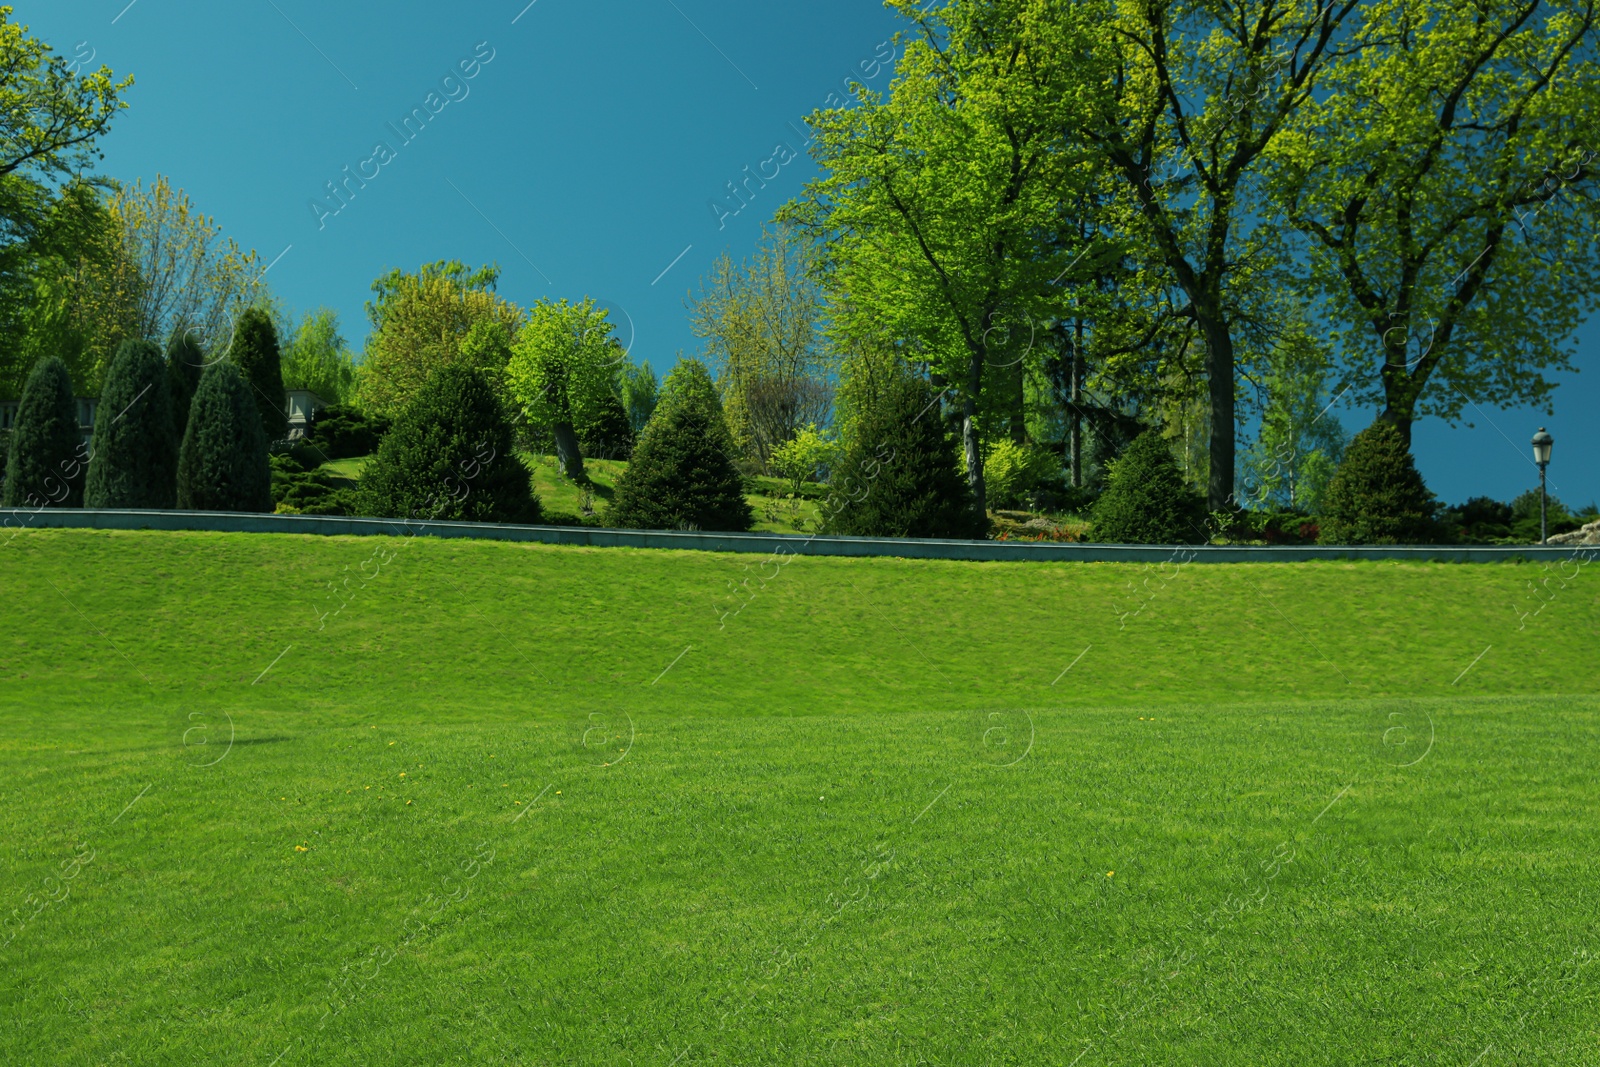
xmin=1 ymin=529 xmax=1597 ymax=1065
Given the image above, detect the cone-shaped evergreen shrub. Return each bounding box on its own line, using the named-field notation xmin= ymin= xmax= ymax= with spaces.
xmin=576 ymin=389 xmax=634 ymax=460
xmin=608 ymin=359 xmax=752 ymax=532
xmin=1090 ymin=431 xmax=1206 ymax=544
xmin=228 ymin=307 xmax=288 ymax=443
xmin=166 ymin=331 xmax=205 ymax=442
xmin=176 ymin=362 xmax=273 ymax=512
xmin=820 ymin=372 xmax=987 ymax=539
xmin=86 ymin=339 xmax=178 ymax=509
xmin=1318 ymin=421 xmax=1438 ymax=544
xmin=358 ymin=365 xmax=540 ymax=524
xmin=3 ymin=357 xmax=85 ymax=508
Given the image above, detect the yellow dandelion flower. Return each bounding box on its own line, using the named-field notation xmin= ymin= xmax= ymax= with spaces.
xmin=1107 ymin=871 xmax=1114 ymax=877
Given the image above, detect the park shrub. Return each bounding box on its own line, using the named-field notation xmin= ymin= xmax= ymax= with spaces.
xmin=358 ymin=364 xmax=540 ymax=524
xmin=820 ymin=372 xmax=987 ymax=539
xmin=1089 ymin=431 xmax=1206 ymax=544
xmin=303 ymin=404 xmax=389 ymax=460
xmin=608 ymin=359 xmax=752 ymax=532
xmin=85 ymin=339 xmax=178 ymax=509
xmin=228 ymin=307 xmax=288 ymax=443
xmin=981 ymin=439 xmax=1061 ymax=509
xmin=176 ymin=362 xmax=274 ymax=512
xmin=3 ymin=357 xmax=86 ymax=508
xmin=1508 ymin=488 xmax=1579 ymax=541
xmin=166 ymin=331 xmax=205 ymax=442
xmin=770 ymin=424 xmax=840 ymax=493
xmin=1318 ymin=422 xmax=1438 ymax=544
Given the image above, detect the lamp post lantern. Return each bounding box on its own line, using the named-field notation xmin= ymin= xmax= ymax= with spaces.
xmin=1531 ymin=427 xmax=1554 ymax=544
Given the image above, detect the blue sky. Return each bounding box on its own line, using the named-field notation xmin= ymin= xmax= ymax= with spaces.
xmin=18 ymin=0 xmax=1598 ymax=508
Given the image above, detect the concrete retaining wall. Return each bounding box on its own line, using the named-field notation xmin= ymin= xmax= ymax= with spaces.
xmin=4 ymin=507 xmax=1592 ymax=564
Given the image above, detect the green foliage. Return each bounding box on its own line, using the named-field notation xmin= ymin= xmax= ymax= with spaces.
xmin=619 ymin=359 xmax=658 ymax=433
xmin=2 ymin=356 xmax=85 ymax=507
xmin=85 ymin=338 xmax=176 ymax=508
xmin=980 ymin=439 xmax=1061 ymax=510
xmin=227 ymin=307 xmax=286 ymax=443
xmin=769 ymin=424 xmax=840 ymax=493
xmin=1240 ymin=309 xmax=1348 ymax=514
xmin=357 ymin=261 xmax=524 ymax=419
xmin=281 ymin=309 xmax=357 ymax=405
xmin=303 ymin=404 xmax=388 ymax=461
xmin=268 ymin=451 xmax=356 ymax=516
xmin=176 ymin=361 xmax=272 ymax=513
xmin=358 ymin=364 xmax=540 ymax=524
xmin=609 ymin=359 xmax=752 ymax=532
xmin=1090 ymin=432 xmax=1206 ymax=544
xmin=1508 ymin=488 xmax=1579 ymax=542
xmin=575 ymin=389 xmax=634 ymax=460
xmin=820 ymin=372 xmax=987 ymax=539
xmin=1318 ymin=422 xmax=1438 ymax=545
xmin=165 ymin=330 xmax=204 ymax=442
xmin=1271 ymin=0 xmax=1600 ymax=438
xmin=506 ymin=297 xmax=629 ymax=478
xmin=0 ymin=11 xmax=131 ymax=183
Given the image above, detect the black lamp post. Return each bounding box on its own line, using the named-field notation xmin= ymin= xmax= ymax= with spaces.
xmin=1532 ymin=427 xmax=1554 ymax=544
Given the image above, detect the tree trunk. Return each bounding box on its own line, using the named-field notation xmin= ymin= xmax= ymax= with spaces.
xmin=1377 ymin=353 xmax=1417 ymax=448
xmin=553 ymin=420 xmax=585 ymax=481
xmin=1069 ymin=320 xmax=1084 ymax=488
xmin=963 ymin=403 xmax=986 ymax=516
xmin=1202 ymin=320 xmax=1235 ymax=512
xmin=1377 ymin=405 xmax=1414 ymax=447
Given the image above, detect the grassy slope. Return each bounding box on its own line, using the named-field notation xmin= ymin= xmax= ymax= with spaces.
xmin=2 ymin=530 xmax=1598 ymax=1065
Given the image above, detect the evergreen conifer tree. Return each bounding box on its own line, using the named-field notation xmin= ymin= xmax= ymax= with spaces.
xmin=820 ymin=371 xmax=987 ymax=539
xmin=1090 ymin=431 xmax=1207 ymax=544
xmin=359 ymin=364 xmax=540 ymax=524
xmin=1318 ymin=422 xmax=1439 ymax=544
xmin=228 ymin=307 xmax=288 ymax=443
xmin=609 ymin=359 xmax=752 ymax=532
xmin=3 ymin=357 xmax=86 ymax=508
xmin=176 ymin=362 xmax=273 ymax=512
xmin=86 ymin=339 xmax=178 ymax=508
xmin=166 ymin=330 xmax=205 ymax=442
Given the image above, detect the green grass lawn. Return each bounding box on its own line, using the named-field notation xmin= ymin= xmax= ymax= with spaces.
xmin=2 ymin=529 xmax=1597 ymax=1065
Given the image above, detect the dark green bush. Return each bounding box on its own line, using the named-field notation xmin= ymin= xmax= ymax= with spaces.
xmin=176 ymin=362 xmax=273 ymax=512
xmin=85 ymin=339 xmax=178 ymax=509
xmin=228 ymin=307 xmax=288 ymax=443
xmin=270 ymin=453 xmax=357 ymax=515
xmin=303 ymin=404 xmax=389 ymax=460
xmin=820 ymin=372 xmax=987 ymax=539
xmin=358 ymin=365 xmax=540 ymax=524
xmin=575 ymin=390 xmax=634 ymax=460
xmin=166 ymin=331 xmax=206 ymax=443
xmin=1089 ymin=431 xmax=1206 ymax=544
xmin=3 ymin=357 xmax=86 ymax=508
xmin=1318 ymin=422 xmax=1438 ymax=545
xmin=609 ymin=359 xmax=752 ymax=532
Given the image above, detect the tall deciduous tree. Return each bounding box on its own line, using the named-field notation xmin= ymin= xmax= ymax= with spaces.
xmin=789 ymin=1 xmax=1105 ymax=513
xmin=357 ymin=261 xmax=524 ymax=418
xmin=111 ymin=176 xmax=264 ymax=355
xmin=281 ymin=308 xmax=358 ymax=405
xmin=228 ymin=307 xmax=287 ymax=443
xmin=688 ymin=227 xmax=833 ymax=472
xmin=0 ymin=7 xmax=130 ymax=182
xmin=1077 ymin=0 xmax=1360 ymax=510
xmin=2 ymin=355 xmax=84 ymax=507
xmin=1271 ymin=0 xmax=1600 ymax=445
xmin=505 ymin=297 xmax=628 ymax=480
xmin=85 ymin=338 xmax=177 ymax=508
